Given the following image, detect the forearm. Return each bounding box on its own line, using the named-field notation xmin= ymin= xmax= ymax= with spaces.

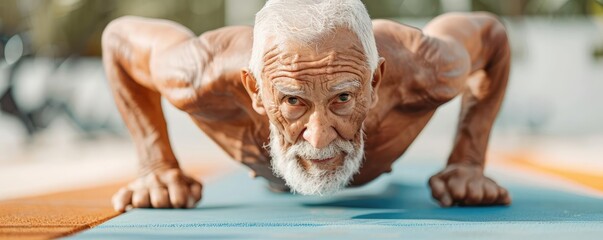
xmin=104 ymin=53 xmax=179 ymax=175
xmin=448 ymin=28 xmax=510 ymax=167
xmin=101 ymin=17 xmax=194 ymax=175
xmin=448 ymin=85 xmax=505 ymax=167
xmin=424 ymin=12 xmax=513 ymax=207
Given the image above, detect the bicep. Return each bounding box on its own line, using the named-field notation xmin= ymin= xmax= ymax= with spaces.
xmin=102 ymin=16 xmax=197 ymax=91
xmin=423 ymin=12 xmax=507 ymax=72
xmin=374 ymin=20 xmax=470 ymax=109
xmin=423 ymin=12 xmax=509 ymax=100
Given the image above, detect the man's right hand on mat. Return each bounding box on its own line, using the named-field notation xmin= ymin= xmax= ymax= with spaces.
xmin=111 ymin=168 xmax=203 ymax=212
xmin=429 ymin=163 xmax=511 ymax=207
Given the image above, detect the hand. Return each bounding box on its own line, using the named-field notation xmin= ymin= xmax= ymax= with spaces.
xmin=112 ymin=168 xmax=203 ymax=212
xmin=428 ymin=163 xmax=511 ymax=207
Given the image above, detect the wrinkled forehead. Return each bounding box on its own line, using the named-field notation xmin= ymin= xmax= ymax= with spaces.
xmin=260 ymin=28 xmax=370 ymax=83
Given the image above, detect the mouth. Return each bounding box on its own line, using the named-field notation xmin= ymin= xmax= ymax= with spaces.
xmin=298 ymin=153 xmax=344 ymax=171
xmin=307 ymin=156 xmax=336 ymax=164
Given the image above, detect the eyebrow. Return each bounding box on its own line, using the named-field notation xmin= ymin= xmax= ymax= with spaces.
xmin=272 ymin=79 xmax=362 ymax=96
xmin=329 ymin=80 xmax=361 ymax=92
xmin=273 ymin=82 xmax=305 ymax=96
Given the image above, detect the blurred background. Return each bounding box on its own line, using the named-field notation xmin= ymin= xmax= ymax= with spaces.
xmin=0 ymin=0 xmax=602 ymax=199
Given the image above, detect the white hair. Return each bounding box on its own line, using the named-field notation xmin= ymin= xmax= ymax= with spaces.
xmin=250 ymin=0 xmax=379 ymax=87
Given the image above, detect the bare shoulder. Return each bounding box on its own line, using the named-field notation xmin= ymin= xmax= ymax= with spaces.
xmin=149 ymin=25 xmax=254 ymax=120
xmin=423 ymin=12 xmax=508 ymax=65
xmin=199 ymin=25 xmax=254 ymax=56
xmin=371 ymin=19 xmax=470 ymax=110
xmin=372 ymin=19 xmax=423 ymax=42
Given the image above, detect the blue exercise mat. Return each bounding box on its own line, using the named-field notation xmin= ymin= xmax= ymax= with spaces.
xmin=71 ymin=164 xmax=603 ymax=239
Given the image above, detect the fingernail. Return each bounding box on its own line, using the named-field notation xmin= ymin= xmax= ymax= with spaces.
xmin=186 ymin=196 xmax=195 ymax=208
xmin=114 ymin=204 xmax=124 ymax=212
xmin=441 ymin=195 xmax=452 ymax=207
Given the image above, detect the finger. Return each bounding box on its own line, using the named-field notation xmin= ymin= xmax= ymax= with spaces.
xmin=429 ymin=176 xmax=452 ymax=207
xmin=482 ymin=180 xmax=499 ymax=205
xmin=132 ymin=189 xmax=151 ymax=208
xmin=168 ymin=183 xmax=189 ymax=208
xmin=112 ymin=187 xmax=133 ymax=212
xmin=150 ymin=187 xmax=171 ymax=208
xmin=496 ymin=186 xmax=512 ymax=205
xmin=429 ymin=176 xmax=446 ymax=199
xmin=145 ymin=172 xmax=165 ymax=188
xmin=188 ymin=182 xmax=203 ymax=208
xmin=440 ymin=194 xmax=453 ymax=207
xmin=447 ymin=175 xmax=469 ymax=201
xmin=464 ymin=178 xmax=484 ymax=205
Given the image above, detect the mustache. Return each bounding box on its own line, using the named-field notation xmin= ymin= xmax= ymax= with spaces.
xmin=267 ymin=123 xmax=365 ymax=161
xmin=285 ymin=138 xmax=355 ymax=160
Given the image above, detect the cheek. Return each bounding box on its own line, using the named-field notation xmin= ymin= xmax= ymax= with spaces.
xmin=283 ymin=121 xmax=306 ymax=144
xmin=334 ymin=97 xmax=370 ymax=140
xmin=266 ymin=103 xmax=306 ymax=144
xmin=333 ymin=117 xmax=364 ymax=140
xmin=261 ymin=86 xmax=304 ymax=144
xmin=280 ymin=104 xmax=306 ymax=120
xmin=331 ymin=100 xmax=355 ymax=116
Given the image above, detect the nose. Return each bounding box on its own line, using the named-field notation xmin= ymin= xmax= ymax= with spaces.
xmin=302 ymin=110 xmax=337 ymax=149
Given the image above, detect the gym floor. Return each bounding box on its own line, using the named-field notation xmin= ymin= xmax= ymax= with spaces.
xmin=1 ymin=127 xmax=602 ymax=239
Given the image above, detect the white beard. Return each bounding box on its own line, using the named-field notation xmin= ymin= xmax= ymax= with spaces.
xmin=268 ymin=123 xmax=364 ymax=195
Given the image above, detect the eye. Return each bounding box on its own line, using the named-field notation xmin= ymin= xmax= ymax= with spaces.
xmin=281 ymin=96 xmax=306 ymax=120
xmin=336 ymin=93 xmax=351 ymax=103
xmin=286 ymin=96 xmax=301 ymax=105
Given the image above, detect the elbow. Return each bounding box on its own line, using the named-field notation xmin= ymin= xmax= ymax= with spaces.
xmin=102 ymin=17 xmax=130 ymax=52
xmin=102 ymin=16 xmax=141 ymax=63
xmin=476 ymin=12 xmax=510 ymax=52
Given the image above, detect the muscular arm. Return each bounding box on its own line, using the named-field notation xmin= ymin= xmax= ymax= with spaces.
xmin=423 ymin=12 xmax=511 ymax=207
xmin=102 ymin=16 xmax=205 ymax=211
xmin=424 ymin=12 xmax=510 ymax=170
xmin=375 ymin=12 xmax=510 ymax=207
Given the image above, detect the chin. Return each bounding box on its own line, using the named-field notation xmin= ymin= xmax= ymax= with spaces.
xmin=268 ymin=124 xmax=365 ymax=195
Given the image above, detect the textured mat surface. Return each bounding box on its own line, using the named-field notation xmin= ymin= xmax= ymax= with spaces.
xmin=0 ymin=163 xmax=227 ymax=240
xmin=71 ymin=163 xmax=603 ymax=239
xmin=0 ymin=183 xmax=121 ymax=240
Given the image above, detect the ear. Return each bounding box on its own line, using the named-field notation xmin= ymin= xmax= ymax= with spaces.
xmin=370 ymin=57 xmax=386 ymax=108
xmin=240 ymin=68 xmax=266 ymax=115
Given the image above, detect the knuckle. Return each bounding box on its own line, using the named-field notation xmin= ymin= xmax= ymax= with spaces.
xmin=484 ymin=194 xmax=497 ymax=203
xmin=467 ymin=191 xmax=481 ymax=201
xmin=150 ymin=199 xmax=161 ymax=208
xmin=128 ymin=179 xmax=143 ymax=189
xmin=428 ymin=176 xmax=440 ymax=185
xmin=466 ymin=188 xmax=483 ymax=202
xmin=484 ymin=188 xmax=498 ymax=200
xmin=172 ymin=198 xmax=186 ymax=208
xmin=168 ymin=189 xmax=187 ymax=207
xmin=165 ymin=170 xmax=183 ymax=182
xmin=144 ymin=174 xmax=162 ymax=187
xmin=448 ymin=167 xmax=465 ymax=176
xmin=449 ymin=187 xmax=465 ymax=199
xmin=484 ymin=189 xmax=497 ymax=199
xmin=431 ymin=188 xmax=445 ymax=199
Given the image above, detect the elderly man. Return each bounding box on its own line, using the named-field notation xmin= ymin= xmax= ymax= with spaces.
xmin=103 ymin=0 xmax=511 ymax=212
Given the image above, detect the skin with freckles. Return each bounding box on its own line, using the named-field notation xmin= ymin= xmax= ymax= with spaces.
xmin=102 ymin=12 xmax=511 ymax=211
